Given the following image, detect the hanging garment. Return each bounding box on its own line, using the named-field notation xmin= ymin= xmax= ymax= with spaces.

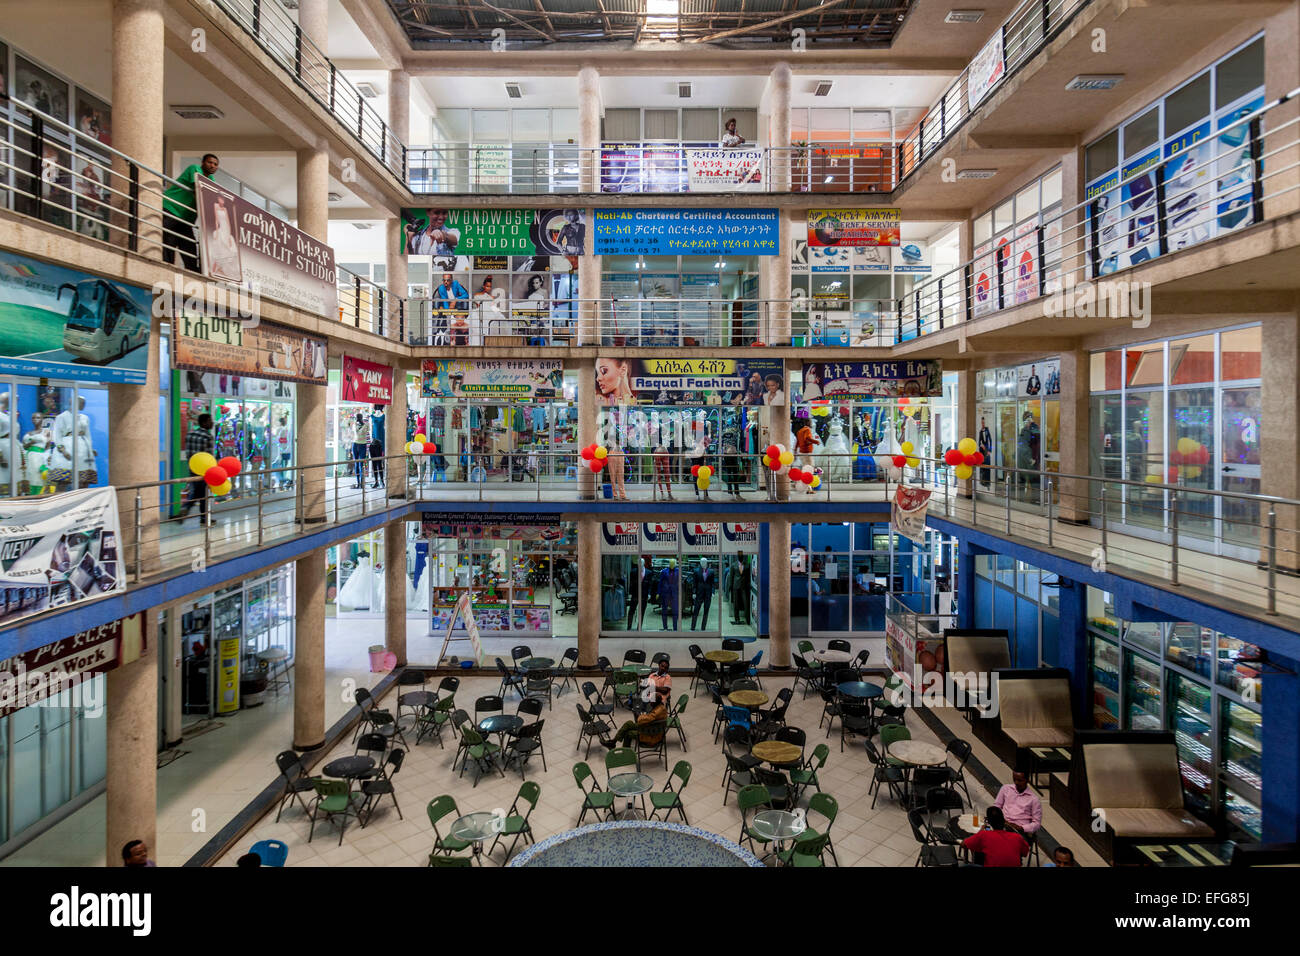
xmin=603 ymin=583 xmax=627 ymax=622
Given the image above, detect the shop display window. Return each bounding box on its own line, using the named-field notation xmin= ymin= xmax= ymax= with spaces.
xmin=1169 ymin=673 xmax=1213 ymax=816
xmin=1124 ymin=649 xmax=1163 ymax=730
xmin=1221 ymin=699 xmax=1263 ymax=840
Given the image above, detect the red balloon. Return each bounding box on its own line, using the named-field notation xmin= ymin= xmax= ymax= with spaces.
xmin=892 ymin=455 xmax=907 ymax=468
xmin=765 ymin=444 xmax=780 ymax=461
xmin=971 ymin=452 xmax=984 ymax=465
xmin=422 ymin=442 xmax=436 ymax=454
xmin=1169 ymin=451 xmax=1183 ymax=466
xmin=788 ymin=467 xmax=803 ymax=482
xmin=801 ymin=472 xmax=815 ymax=485
xmin=217 ymin=456 xmax=242 ymax=477
xmin=203 ymin=465 xmax=228 ymax=487
xmin=589 ymin=459 xmax=604 ymax=473
xmin=1167 ymin=466 xmax=1180 ymax=483
xmin=580 ymin=446 xmax=594 ymax=460
xmin=944 ymin=448 xmax=962 ymax=466
xmin=1195 ymin=446 xmax=1210 ymax=465
xmin=691 ymin=464 xmax=701 ymax=477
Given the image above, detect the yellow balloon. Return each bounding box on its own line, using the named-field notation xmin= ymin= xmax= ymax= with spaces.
xmin=958 ymin=437 xmax=977 ymax=456
xmin=188 ymin=452 xmax=217 ymax=476
xmin=954 ymin=464 xmax=973 ymax=480
xmin=698 ymin=476 xmax=711 ymax=489
xmin=811 ymin=476 xmax=821 ymax=488
xmin=414 ymin=433 xmax=427 ymax=444
xmin=1183 ymin=466 xmax=1202 ymax=479
xmin=1177 ymin=437 xmax=1197 ymax=455
xmin=699 ymin=466 xmax=712 ymax=478
xmin=762 ymin=456 xmax=774 ymax=468
xmin=212 ymin=480 xmax=232 ymax=496
xmin=900 ymin=441 xmax=914 ymax=455
xmin=903 ymin=406 xmax=918 ymax=417
xmin=779 ymin=450 xmax=794 ymax=466
xmin=594 ymin=446 xmax=608 ymax=460
xmin=813 ymin=406 xmax=830 ymax=417
xmin=1144 ymin=474 xmax=1162 ymax=484
xmin=906 ymin=456 xmax=919 ymax=468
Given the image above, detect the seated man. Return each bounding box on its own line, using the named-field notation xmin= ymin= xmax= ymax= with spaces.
xmin=646 ymin=658 xmax=672 ymax=699
xmin=961 ymin=807 xmax=1030 ymax=867
xmin=1044 ymin=846 xmax=1078 ymax=867
xmin=994 ymin=770 xmax=1043 ymax=839
xmin=601 ymin=690 xmax=668 ymax=749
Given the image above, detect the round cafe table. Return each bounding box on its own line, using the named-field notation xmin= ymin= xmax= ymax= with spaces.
xmin=948 ymin=813 xmax=982 ymax=839
xmin=607 ymin=771 xmax=654 ymax=820
xmin=888 ymin=740 xmax=948 ymax=767
xmin=813 ymin=648 xmax=853 ymax=665
xmin=750 ymin=809 xmax=807 ymax=862
xmin=518 ymin=657 xmax=554 ymax=671
xmin=451 ymin=811 xmax=501 ymax=865
xmin=727 ymin=690 xmax=769 ymax=710
xmin=750 ymin=740 xmax=803 ymax=768
xmin=704 ymin=650 xmax=740 ymax=664
xmin=836 ymin=681 xmax=883 ymax=701
xmin=322 ymin=755 xmax=376 ymax=779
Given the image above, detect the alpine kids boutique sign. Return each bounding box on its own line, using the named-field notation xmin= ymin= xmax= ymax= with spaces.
xmin=593 ymin=208 xmax=779 ymax=256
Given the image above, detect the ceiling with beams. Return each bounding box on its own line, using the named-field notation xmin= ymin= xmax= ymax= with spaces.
xmin=384 ymin=0 xmax=917 ymax=48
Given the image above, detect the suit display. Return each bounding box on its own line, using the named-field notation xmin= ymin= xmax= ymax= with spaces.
xmin=691 ymin=563 xmax=715 ymax=630
xmin=658 ymin=564 xmax=678 ymax=630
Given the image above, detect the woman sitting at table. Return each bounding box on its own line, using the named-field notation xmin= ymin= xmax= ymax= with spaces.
xmin=599 ymin=689 xmax=668 ymax=748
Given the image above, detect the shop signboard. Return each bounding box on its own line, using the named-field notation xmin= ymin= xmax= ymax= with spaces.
xmin=809 ymin=244 xmax=853 ymax=272
xmin=967 ymin=28 xmax=1005 ymax=111
xmin=341 ymin=354 xmax=393 ymax=405
xmin=685 ymin=148 xmax=764 ymax=191
xmin=1087 ymin=168 xmax=1123 ymax=277
xmin=891 ymin=486 xmax=932 ymax=545
xmin=0 ymin=487 xmax=124 ymax=630
xmin=0 ymin=249 xmax=152 ymax=384
xmin=1215 ymin=95 xmax=1265 ymax=237
xmin=0 ymin=611 xmax=144 ymax=718
xmin=401 ymin=208 xmax=586 ymax=257
xmin=601 ymin=522 xmax=641 ymax=554
xmin=1119 ymin=147 xmax=1163 ymax=268
xmin=806 ymin=208 xmax=900 ymax=247
xmin=680 ymin=522 xmax=721 ymax=551
xmin=173 ymin=314 xmax=327 ymax=385
xmin=595 ymin=357 xmax=785 ymax=405
xmin=593 ymin=208 xmax=779 ymax=256
xmin=1012 ymin=223 xmax=1039 ymax=304
xmin=722 ymin=522 xmax=759 ymax=553
xmin=216 ymin=636 xmax=240 ymax=714
xmin=852 ymin=245 xmax=891 ymax=272
xmin=971 ymin=240 xmax=996 ymax=318
xmin=790 ymin=234 xmax=809 ymax=273
xmin=641 ymin=522 xmax=679 ymax=553
xmin=803 ymin=360 xmax=944 ymax=398
xmin=892 ymin=241 xmax=932 ymax=275
xmin=420 ymin=511 xmax=563 ymax=540
xmin=1017 ymin=358 xmax=1059 ymax=397
xmin=194 ymin=178 xmax=337 ymax=319
xmin=420 ymin=358 xmax=563 ymax=399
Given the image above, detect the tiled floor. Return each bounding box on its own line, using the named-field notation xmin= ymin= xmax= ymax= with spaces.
xmin=215 ymin=667 xmax=1106 ymax=868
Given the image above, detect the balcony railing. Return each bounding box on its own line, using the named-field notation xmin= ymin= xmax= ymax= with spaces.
xmin=210 ymin=0 xmax=405 ymax=182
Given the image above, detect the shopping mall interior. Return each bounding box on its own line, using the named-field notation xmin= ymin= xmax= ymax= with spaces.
xmin=0 ymin=0 xmax=1297 ymax=888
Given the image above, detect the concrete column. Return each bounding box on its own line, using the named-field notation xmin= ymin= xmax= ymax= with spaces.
xmin=388 ymin=69 xmax=410 ymax=146
xmin=386 ymin=361 xmax=408 ymax=500
xmin=577 ymin=517 xmax=600 ymax=667
xmin=957 ymin=370 xmax=977 ymax=497
xmin=768 ymin=62 xmax=792 ymax=191
xmin=293 ymin=548 xmax=326 ymax=751
xmin=1056 ymin=349 xmax=1090 ymax=521
xmin=768 ymin=519 xmax=790 ymax=667
xmin=577 ymin=356 xmax=597 ymax=499
xmin=112 ymin=0 xmax=164 ymax=259
xmin=385 ymin=518 xmax=408 ymax=666
xmin=297 ymin=146 xmax=330 ymax=240
xmin=297 ymin=0 xmax=330 ymax=102
xmin=1262 ymin=307 xmax=1300 ymax=569
xmin=297 ymin=146 xmax=330 ymax=522
xmin=768 ymin=361 xmax=793 ymax=500
xmin=105 ymin=610 xmax=156 ymax=865
xmin=1055 ymin=145 xmax=1087 ymax=292
xmin=385 ymin=214 xmax=409 ymax=342
xmin=579 ymin=213 xmax=600 ymax=346
xmin=1264 ymin=4 xmax=1300 ymax=222
xmin=162 ymin=606 xmax=183 ymax=747
xmin=769 ymin=210 xmax=792 ymax=344
xmin=578 ymin=66 xmax=600 ymax=193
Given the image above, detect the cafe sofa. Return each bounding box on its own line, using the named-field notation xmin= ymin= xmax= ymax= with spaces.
xmin=943 ymin=629 xmax=1011 ymax=718
xmin=973 ymin=668 xmax=1075 ymax=775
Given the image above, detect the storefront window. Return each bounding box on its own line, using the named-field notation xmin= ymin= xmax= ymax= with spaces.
xmin=1221 ymin=699 xmax=1263 ymax=839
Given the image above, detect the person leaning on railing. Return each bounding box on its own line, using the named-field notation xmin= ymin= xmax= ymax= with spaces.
xmin=162 ymin=153 xmax=219 ymax=272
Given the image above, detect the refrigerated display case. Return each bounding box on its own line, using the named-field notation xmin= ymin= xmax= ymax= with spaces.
xmin=1216 ymin=635 xmax=1262 ymax=702
xmin=1221 ymin=699 xmax=1263 ymax=840
xmin=1125 ymin=650 xmax=1163 ymax=730
xmin=1166 ymin=622 xmax=1213 ymax=677
xmin=1169 ymin=674 xmax=1213 ymax=816
xmin=1124 ymin=621 xmax=1163 ymax=656
xmin=1091 ymin=633 xmax=1120 ymax=729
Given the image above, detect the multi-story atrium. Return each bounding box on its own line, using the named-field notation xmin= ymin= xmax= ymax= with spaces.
xmin=0 ymin=0 xmax=1296 ymax=914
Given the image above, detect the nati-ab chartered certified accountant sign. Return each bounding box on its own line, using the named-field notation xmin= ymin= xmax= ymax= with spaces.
xmin=594 ymin=208 xmax=779 ymax=256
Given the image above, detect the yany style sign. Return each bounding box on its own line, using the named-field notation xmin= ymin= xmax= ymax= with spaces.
xmin=341 ymin=354 xmax=393 ymax=405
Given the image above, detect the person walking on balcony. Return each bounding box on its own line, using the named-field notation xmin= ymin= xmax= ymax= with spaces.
xmin=162 ymin=153 xmax=218 ymax=272
xmin=179 ymin=413 xmax=215 ymax=525
xmin=351 ymin=411 xmax=371 ymax=489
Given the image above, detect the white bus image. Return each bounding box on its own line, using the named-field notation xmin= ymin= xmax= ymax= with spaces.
xmin=58 ymin=277 xmax=150 ymax=363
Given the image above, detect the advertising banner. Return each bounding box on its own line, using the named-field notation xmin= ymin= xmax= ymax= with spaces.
xmin=680 ymin=522 xmax=721 ymax=551
xmin=1017 ymin=358 xmax=1059 ymax=397
xmin=401 ymin=208 xmax=586 ymax=257
xmin=341 ymin=354 xmax=393 ymax=405
xmin=685 ymin=148 xmax=764 ymax=191
xmin=971 ymin=240 xmax=996 ymax=318
xmin=1216 ymin=95 xmax=1264 ymax=237
xmin=601 ymin=145 xmax=685 ymax=193
xmin=1012 ymin=223 xmax=1040 ymax=304
xmin=1087 ymin=169 xmax=1122 ymax=277
xmin=194 ymin=178 xmax=337 ymax=319
xmin=601 ymin=522 xmax=642 ymax=554
xmin=217 ymin=635 xmax=240 ymax=713
xmin=641 ymin=522 xmax=679 ymax=553
xmin=809 ymin=244 xmax=854 ymax=272
xmin=892 ymin=241 xmax=932 ymax=274
xmin=595 ymin=357 xmax=785 ymax=405
xmin=420 ymin=358 xmax=563 ymax=399
xmin=807 ymin=208 xmax=901 ymax=247
xmin=1120 ymin=147 xmax=1163 ymax=267
xmin=967 ymin=29 xmax=1005 ymax=111
xmin=0 ymin=487 xmax=124 ymax=629
xmin=593 ymin=208 xmax=779 ymax=256
xmin=1163 ymin=124 xmax=1214 ymax=253
xmin=722 ymin=522 xmax=759 ymax=553
xmin=802 ymin=360 xmax=944 ymax=398
xmin=0 ymin=249 xmax=152 ymax=384
xmin=0 ymin=611 xmax=145 ymax=718
xmin=420 ymin=511 xmax=563 ymax=540
xmin=173 ymin=314 xmax=327 ymax=385
xmin=891 ymin=486 xmax=932 ymax=544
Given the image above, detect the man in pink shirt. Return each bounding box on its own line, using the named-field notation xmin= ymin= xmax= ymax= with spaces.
xmin=994 ymin=770 xmax=1042 ymax=837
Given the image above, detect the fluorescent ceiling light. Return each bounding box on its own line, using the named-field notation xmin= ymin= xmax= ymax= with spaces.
xmin=1066 ymin=74 xmax=1124 ymax=91
xmin=944 ymin=10 xmax=984 ymax=23
xmin=956 ymin=168 xmax=997 ymax=179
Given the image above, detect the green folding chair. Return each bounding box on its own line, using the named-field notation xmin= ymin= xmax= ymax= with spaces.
xmin=573 ymin=762 xmax=615 ymax=825
xmin=649 ymin=760 xmax=691 ymax=823
xmin=489 ymin=781 xmax=541 ymax=861
xmin=427 ymin=794 xmax=472 ymax=862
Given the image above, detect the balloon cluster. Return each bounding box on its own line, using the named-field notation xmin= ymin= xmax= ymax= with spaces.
xmin=1170 ymin=437 xmax=1210 ymax=480
xmin=579 ymin=443 xmax=609 ymax=473
xmin=944 ymin=437 xmax=985 ymax=480
xmin=788 ymin=465 xmax=821 ymax=489
xmin=188 ymin=453 xmax=242 ymax=496
xmin=898 ymin=397 xmax=921 ymax=418
xmin=891 ymin=440 xmax=921 ymax=470
xmin=404 ymin=432 xmax=438 ymax=456
xmin=762 ymin=443 xmax=794 ymax=472
xmin=691 ymin=464 xmax=713 ymax=491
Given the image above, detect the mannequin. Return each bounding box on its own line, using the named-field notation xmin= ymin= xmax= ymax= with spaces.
xmin=659 ymin=558 xmax=679 ymax=630
xmin=822 ymin=418 xmax=853 ymax=482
